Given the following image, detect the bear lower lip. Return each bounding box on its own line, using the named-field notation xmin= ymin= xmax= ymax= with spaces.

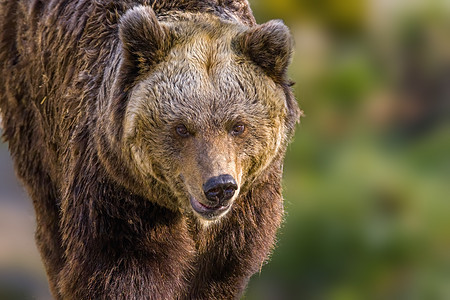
xmin=189 ymin=197 xmax=229 ymax=218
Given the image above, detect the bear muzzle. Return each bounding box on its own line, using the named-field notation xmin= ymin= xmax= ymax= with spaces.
xmin=189 ymin=174 xmax=238 ymax=220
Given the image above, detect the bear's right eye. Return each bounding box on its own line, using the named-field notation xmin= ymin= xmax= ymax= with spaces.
xmin=175 ymin=124 xmax=190 ymax=137
xmin=230 ymin=123 xmax=246 ymax=136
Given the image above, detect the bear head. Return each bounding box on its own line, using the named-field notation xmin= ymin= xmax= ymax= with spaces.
xmin=101 ymin=6 xmax=299 ymax=223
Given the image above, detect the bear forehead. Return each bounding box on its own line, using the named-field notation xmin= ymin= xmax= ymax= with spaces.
xmin=136 ymin=54 xmax=285 ymax=122
xmin=128 ymin=13 xmax=287 ymax=122
xmin=161 ymin=14 xmax=245 ymax=67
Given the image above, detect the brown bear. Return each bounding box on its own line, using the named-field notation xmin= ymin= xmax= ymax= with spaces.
xmin=0 ymin=0 xmax=300 ymax=299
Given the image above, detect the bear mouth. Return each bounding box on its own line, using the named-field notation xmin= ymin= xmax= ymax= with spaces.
xmin=189 ymin=196 xmax=231 ymax=220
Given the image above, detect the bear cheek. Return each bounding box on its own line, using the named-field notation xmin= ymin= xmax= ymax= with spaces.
xmin=241 ymin=125 xmax=281 ymax=183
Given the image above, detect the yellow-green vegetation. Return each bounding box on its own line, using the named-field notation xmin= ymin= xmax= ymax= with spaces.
xmin=245 ymin=0 xmax=450 ymax=299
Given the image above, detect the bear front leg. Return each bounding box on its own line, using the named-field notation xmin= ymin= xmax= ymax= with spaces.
xmin=57 ymin=177 xmax=195 ymax=299
xmin=32 ymin=182 xmax=65 ymax=299
xmin=58 ymin=249 xmax=189 ymax=300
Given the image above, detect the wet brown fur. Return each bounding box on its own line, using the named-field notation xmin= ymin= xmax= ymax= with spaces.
xmin=0 ymin=0 xmax=300 ymax=299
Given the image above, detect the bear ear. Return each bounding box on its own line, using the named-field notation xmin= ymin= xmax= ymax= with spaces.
xmin=119 ymin=6 xmax=172 ymax=77
xmin=238 ymin=20 xmax=293 ymax=83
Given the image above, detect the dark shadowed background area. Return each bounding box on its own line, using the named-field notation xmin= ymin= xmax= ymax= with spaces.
xmin=1 ymin=0 xmax=450 ymax=299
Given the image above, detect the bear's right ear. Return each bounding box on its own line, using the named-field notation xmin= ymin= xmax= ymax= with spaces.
xmin=119 ymin=6 xmax=172 ymax=78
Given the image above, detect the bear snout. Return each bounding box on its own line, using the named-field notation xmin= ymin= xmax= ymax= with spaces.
xmin=187 ymin=174 xmax=239 ymax=220
xmin=202 ymin=174 xmax=238 ymax=207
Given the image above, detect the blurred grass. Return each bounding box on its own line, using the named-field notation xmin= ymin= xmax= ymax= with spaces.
xmin=245 ymin=0 xmax=450 ymax=299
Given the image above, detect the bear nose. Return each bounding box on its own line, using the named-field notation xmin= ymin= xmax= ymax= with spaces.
xmin=203 ymin=174 xmax=238 ymax=206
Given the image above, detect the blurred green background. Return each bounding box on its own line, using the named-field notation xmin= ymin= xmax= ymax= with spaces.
xmin=1 ymin=0 xmax=450 ymax=299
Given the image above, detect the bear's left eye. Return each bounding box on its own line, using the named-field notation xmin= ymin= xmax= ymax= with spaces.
xmin=175 ymin=124 xmax=190 ymax=137
xmin=230 ymin=124 xmax=245 ymax=136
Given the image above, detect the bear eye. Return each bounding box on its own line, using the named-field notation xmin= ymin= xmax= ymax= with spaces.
xmin=230 ymin=123 xmax=245 ymax=136
xmin=175 ymin=124 xmax=190 ymax=137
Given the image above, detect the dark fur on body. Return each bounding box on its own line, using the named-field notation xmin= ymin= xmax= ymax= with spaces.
xmin=0 ymin=0 xmax=300 ymax=299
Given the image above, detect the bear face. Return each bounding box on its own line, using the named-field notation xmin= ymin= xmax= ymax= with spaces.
xmin=118 ymin=6 xmax=294 ymax=222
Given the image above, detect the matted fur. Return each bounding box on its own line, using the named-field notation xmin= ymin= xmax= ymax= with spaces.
xmin=0 ymin=0 xmax=300 ymax=299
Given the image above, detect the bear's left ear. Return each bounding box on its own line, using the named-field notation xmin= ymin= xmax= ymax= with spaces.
xmin=237 ymin=20 xmax=293 ymax=83
xmin=119 ymin=6 xmax=173 ymax=78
